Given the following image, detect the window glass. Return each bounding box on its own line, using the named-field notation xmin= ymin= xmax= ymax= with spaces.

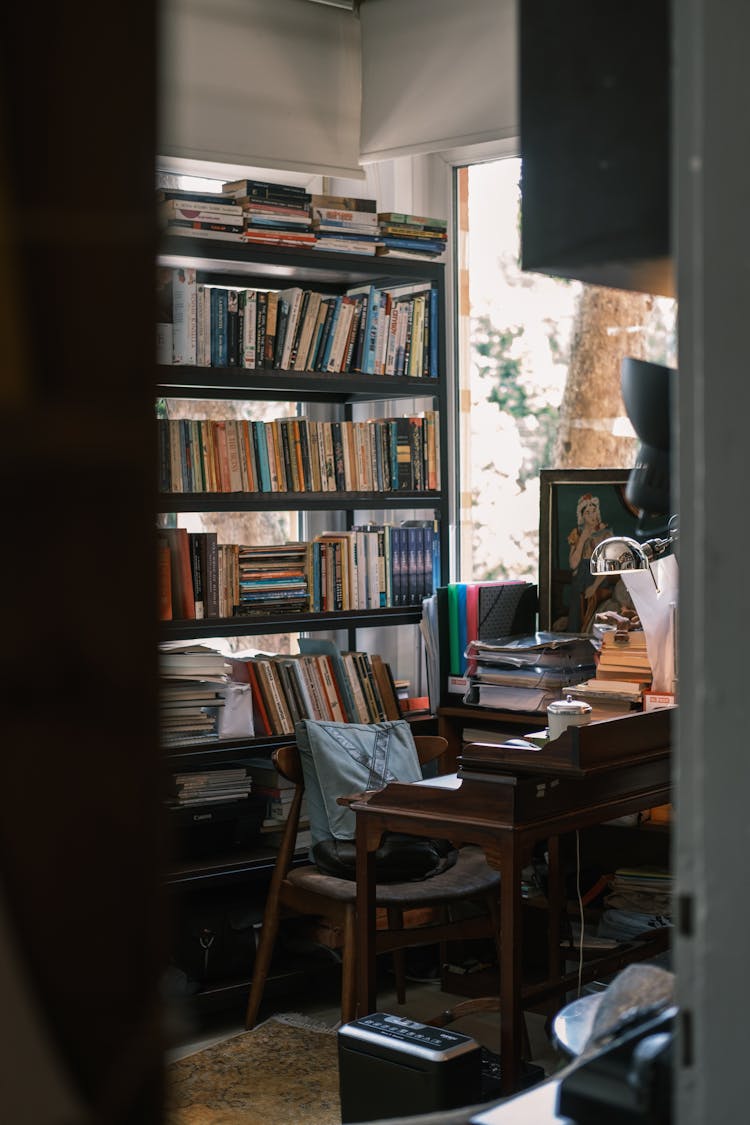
xmin=456 ymin=158 xmax=677 ymax=584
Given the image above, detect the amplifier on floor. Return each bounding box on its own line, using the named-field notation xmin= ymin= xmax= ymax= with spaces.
xmin=338 ymin=1012 xmax=482 ymax=1123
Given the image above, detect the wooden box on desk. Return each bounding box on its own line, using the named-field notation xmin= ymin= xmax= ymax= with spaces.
xmin=459 ymin=708 xmax=672 ymax=779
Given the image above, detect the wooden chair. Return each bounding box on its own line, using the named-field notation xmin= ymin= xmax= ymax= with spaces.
xmin=245 ymin=735 xmax=502 ymax=1028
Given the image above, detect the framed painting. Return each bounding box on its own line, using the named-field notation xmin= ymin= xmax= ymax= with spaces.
xmin=539 ymin=469 xmax=640 ymax=631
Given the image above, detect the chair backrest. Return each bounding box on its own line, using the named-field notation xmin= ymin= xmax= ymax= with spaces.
xmin=272 ymin=734 xmax=447 ymax=789
xmin=269 ymin=733 xmax=448 ymax=873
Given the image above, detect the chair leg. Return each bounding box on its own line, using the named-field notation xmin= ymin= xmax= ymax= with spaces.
xmin=341 ymin=905 xmax=357 ymax=1024
xmin=387 ymin=908 xmax=406 ymax=1004
xmin=245 ymin=908 xmax=281 ymax=1029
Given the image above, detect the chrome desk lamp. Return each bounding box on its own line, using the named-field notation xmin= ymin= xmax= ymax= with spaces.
xmin=589 ymin=518 xmax=678 ymax=592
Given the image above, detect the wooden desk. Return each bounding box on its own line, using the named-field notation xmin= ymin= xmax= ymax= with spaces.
xmin=351 ymin=710 xmax=671 ymax=1095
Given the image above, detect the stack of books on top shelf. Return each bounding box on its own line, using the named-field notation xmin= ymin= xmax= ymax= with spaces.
xmin=159 ymin=643 xmax=232 ymax=744
xmin=167 ymin=768 xmax=253 ymax=807
xmin=571 ymin=629 xmax=653 ymax=709
xmin=310 ymin=193 xmax=382 ymax=255
xmin=222 ymin=178 xmax=316 ymax=249
xmin=376 ymin=212 xmax=448 ymax=260
xmin=156 ymin=187 xmax=245 ymax=245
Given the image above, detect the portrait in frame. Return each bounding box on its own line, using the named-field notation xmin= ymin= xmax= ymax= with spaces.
xmin=539 ymin=469 xmax=641 ymax=631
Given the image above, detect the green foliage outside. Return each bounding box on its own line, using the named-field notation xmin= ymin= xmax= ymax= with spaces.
xmin=472 ymin=312 xmax=560 ymax=485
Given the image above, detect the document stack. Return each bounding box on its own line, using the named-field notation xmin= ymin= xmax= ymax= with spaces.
xmin=463 ymin=632 xmax=596 ymax=713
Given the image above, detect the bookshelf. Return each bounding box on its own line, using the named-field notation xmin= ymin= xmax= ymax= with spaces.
xmin=157 ymin=236 xmax=448 ymax=758
xmin=157 ymin=234 xmax=449 ymax=1010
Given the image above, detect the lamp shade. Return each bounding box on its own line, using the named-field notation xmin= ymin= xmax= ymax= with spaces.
xmin=590 ymin=536 xmax=651 ymax=575
xmin=621 ymin=357 xmax=675 ymax=516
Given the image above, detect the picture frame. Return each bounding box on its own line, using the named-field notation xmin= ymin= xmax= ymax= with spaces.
xmin=539 ymin=468 xmax=640 ymax=631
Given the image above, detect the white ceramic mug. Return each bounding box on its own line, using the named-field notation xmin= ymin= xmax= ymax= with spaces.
xmin=547 ymin=695 xmax=592 ymax=741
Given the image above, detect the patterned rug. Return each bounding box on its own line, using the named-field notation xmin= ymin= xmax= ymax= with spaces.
xmin=165 ymin=1013 xmax=341 ymax=1125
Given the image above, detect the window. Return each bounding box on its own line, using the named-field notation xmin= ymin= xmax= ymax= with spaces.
xmin=455 ymin=158 xmax=677 ymax=584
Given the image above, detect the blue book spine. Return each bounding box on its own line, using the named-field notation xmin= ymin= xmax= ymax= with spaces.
xmin=429 ymin=287 xmax=439 ymax=378
xmin=311 ymin=542 xmax=321 ymax=612
xmin=431 ymin=522 xmax=441 ymax=593
xmin=391 ymin=526 xmax=404 ymax=607
xmin=319 ymin=296 xmax=342 ymax=372
xmin=406 ymin=527 xmax=420 ymax=605
xmin=180 ymin=419 xmax=191 ymax=491
xmin=420 ymin=526 xmax=432 ymax=600
xmin=210 ymin=287 xmax=229 ymax=367
xmin=362 ymin=285 xmax=379 ymax=374
xmin=253 ymin=421 xmax=272 ymax=492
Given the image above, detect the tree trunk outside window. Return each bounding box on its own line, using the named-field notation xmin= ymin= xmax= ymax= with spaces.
xmin=553 ymin=286 xmax=653 ymax=469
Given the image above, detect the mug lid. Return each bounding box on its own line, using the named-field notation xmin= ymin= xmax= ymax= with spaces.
xmin=547 ymin=694 xmax=592 ymax=715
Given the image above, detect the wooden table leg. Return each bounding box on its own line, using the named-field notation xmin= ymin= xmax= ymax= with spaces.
xmin=547 ymin=834 xmax=563 ymax=983
xmin=498 ymin=833 xmax=524 ymax=1095
xmin=355 ymin=815 xmax=378 ymax=1017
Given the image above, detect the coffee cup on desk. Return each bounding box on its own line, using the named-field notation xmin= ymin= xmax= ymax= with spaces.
xmin=547 ymin=695 xmax=592 ymax=741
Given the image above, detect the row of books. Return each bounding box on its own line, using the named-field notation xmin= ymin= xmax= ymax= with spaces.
xmin=157 ymin=182 xmax=448 ymax=262
xmin=229 ymin=640 xmax=402 ymax=738
xmin=158 ymin=413 xmax=440 ymax=496
xmin=156 ymin=266 xmax=439 ymax=378
xmin=159 ymin=524 xmax=441 ymax=622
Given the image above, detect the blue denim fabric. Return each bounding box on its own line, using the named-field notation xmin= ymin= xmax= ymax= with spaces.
xmin=295 ymin=719 xmax=422 ymax=846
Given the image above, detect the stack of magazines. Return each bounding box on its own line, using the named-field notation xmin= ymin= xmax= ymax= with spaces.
xmin=463 ymin=632 xmax=596 ymax=713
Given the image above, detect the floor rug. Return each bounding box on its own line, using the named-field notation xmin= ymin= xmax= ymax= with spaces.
xmin=165 ymin=1013 xmax=341 ymax=1125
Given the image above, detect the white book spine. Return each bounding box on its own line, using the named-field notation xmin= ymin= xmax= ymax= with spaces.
xmin=243 ymin=290 xmax=257 ymax=368
xmin=172 ymin=267 xmax=197 ymax=365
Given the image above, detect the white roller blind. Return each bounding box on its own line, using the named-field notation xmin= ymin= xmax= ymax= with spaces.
xmin=359 ymin=0 xmax=518 ymax=163
xmin=159 ymin=0 xmax=364 ymax=178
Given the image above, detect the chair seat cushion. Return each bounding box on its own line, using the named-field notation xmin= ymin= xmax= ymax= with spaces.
xmin=313 ymin=833 xmax=458 ymax=883
xmin=286 ymin=845 xmax=500 ymax=906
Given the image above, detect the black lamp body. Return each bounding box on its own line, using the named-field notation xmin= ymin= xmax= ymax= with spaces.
xmin=621 ymin=357 xmax=675 ymax=518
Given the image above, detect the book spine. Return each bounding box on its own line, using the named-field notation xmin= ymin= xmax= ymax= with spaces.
xmin=202 ymin=532 xmax=219 ymax=618
xmin=210 ymin=287 xmax=228 ymax=367
xmin=245 ymin=662 xmax=273 ymax=736
xmin=253 ymin=421 xmax=272 ymax=492
xmin=243 ymin=290 xmax=257 ymax=368
xmin=226 ymin=289 xmax=239 ymax=366
xmin=188 ymin=533 xmax=206 ymax=619
xmin=342 ymin=653 xmax=369 ymax=722
xmin=273 ymin=298 xmax=288 ymax=368
xmin=314 ymin=655 xmax=343 ymax=721
xmin=264 ymin=292 xmax=279 ymax=368
xmin=172 ymin=267 xmax=197 ymax=365
xmin=212 ymin=420 xmax=230 ymax=491
xmin=255 ymin=291 xmax=267 ymax=369
xmin=157 ymin=536 xmax=172 ymax=620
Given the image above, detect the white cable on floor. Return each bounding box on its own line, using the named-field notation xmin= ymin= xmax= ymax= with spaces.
xmin=576 ymin=830 xmax=584 ymax=997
